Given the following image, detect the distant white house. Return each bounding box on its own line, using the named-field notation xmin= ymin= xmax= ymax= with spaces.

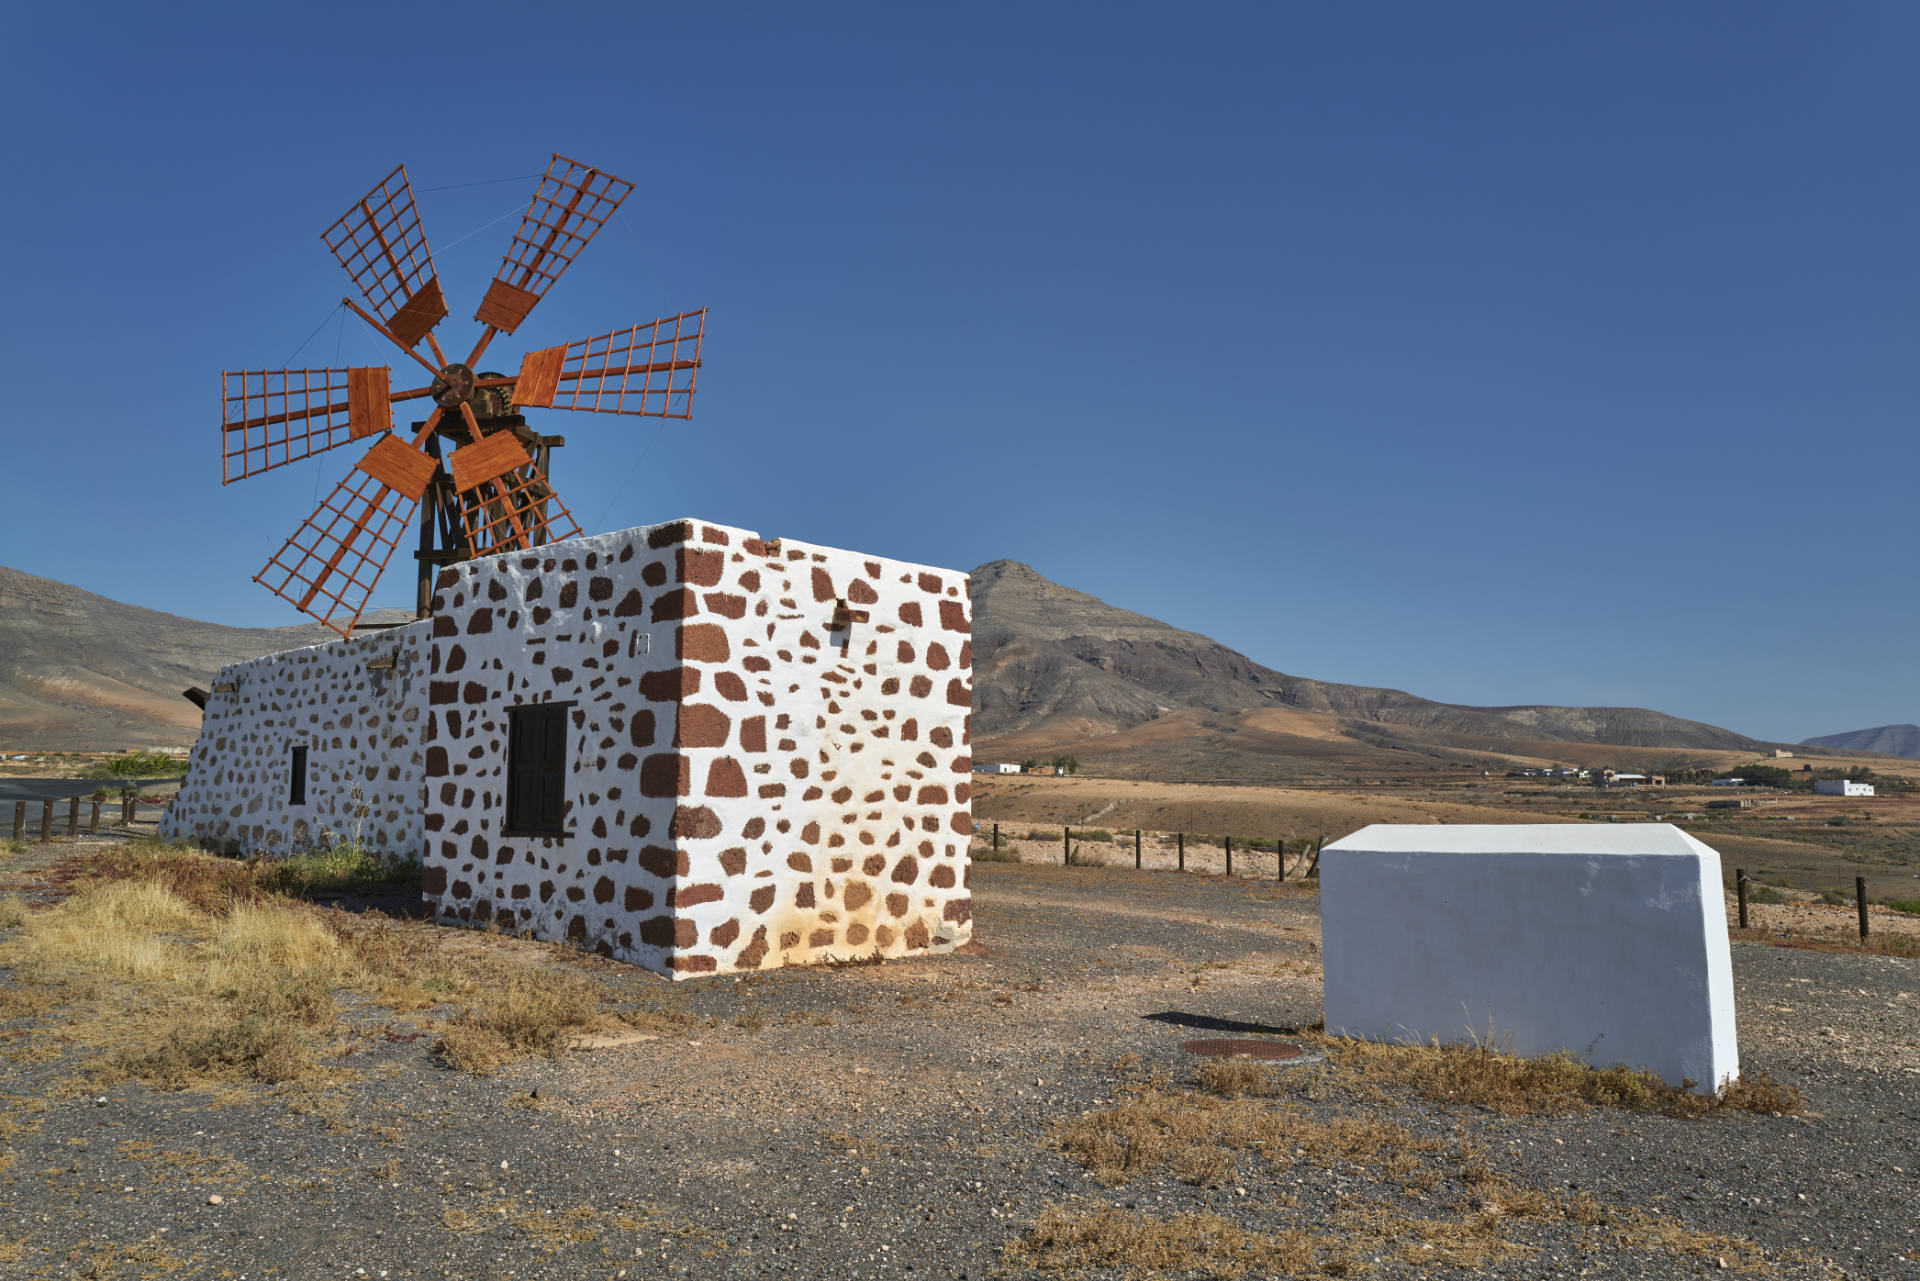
xmin=1814 ymin=780 xmax=1875 ymax=797
xmin=974 ymin=762 xmax=1022 ymax=775
xmin=1709 ymin=778 xmax=1746 ymax=787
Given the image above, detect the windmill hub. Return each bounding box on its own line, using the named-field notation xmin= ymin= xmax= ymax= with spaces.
xmin=430 ymin=363 xmax=476 ymax=408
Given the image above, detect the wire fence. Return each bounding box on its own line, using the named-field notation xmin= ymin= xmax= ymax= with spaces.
xmin=973 ymin=822 xmax=1324 ymax=881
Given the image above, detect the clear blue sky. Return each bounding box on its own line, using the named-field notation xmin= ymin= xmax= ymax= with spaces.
xmin=4 ymin=2 xmax=1913 ymax=743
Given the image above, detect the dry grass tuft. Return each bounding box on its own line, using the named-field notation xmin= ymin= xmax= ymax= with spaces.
xmin=1051 ymin=1081 xmax=1437 ymax=1188
xmin=1316 ymin=1036 xmax=1802 ymax=1117
xmin=1003 ymin=1205 xmax=1350 ymax=1279
xmin=0 ymin=841 xmax=622 ymax=1090
xmin=433 ymin=973 xmax=607 ymax=1074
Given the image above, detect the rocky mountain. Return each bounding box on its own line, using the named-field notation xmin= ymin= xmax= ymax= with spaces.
xmin=1 ymin=556 xmax=1784 ymax=772
xmin=970 ymin=559 xmax=1775 ymax=778
xmin=0 ymin=565 xmax=407 ymax=751
xmin=1800 ymin=724 xmax=1920 ymax=760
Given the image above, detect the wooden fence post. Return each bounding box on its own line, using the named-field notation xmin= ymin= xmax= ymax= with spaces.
xmin=122 ymin=795 xmax=134 ymax=826
xmin=1277 ymin=837 xmax=1285 ymax=881
xmin=1735 ymin=868 xmax=1747 ymax=930
xmin=992 ymin=822 xmax=999 ymax=852
xmin=67 ymin=796 xmax=80 ymax=837
xmin=1177 ymin=832 xmax=1185 ymax=872
xmin=1134 ymin=829 xmax=1141 ymax=869
xmin=1063 ymin=826 xmax=1071 ymax=866
xmin=89 ymin=801 xmax=100 ymax=834
xmin=40 ymin=801 xmax=53 ymax=842
xmin=1857 ymin=877 xmax=1869 ymax=940
xmin=1306 ymin=836 xmax=1322 ymax=878
xmin=1224 ymin=836 xmax=1232 ymax=878
xmin=11 ymin=801 xmax=23 ymax=843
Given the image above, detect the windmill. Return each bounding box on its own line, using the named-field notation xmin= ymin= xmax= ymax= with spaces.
xmin=220 ymin=155 xmax=706 ymax=637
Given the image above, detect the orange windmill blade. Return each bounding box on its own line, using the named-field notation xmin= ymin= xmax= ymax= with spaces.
xmin=321 ymin=165 xmax=448 ymax=350
xmin=510 ymin=309 xmax=706 ymax=419
xmin=220 ymin=366 xmax=430 ymax=482
xmin=472 ymin=155 xmax=635 ymax=336
xmin=445 ymin=423 xmax=583 ymax=557
xmin=253 ymin=429 xmax=441 ymax=637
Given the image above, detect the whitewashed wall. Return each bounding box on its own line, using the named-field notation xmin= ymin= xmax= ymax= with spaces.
xmin=1320 ymin=823 xmax=1739 ymax=1093
xmin=421 ymin=518 xmax=974 ymax=978
xmin=162 ymin=622 xmax=430 ymax=860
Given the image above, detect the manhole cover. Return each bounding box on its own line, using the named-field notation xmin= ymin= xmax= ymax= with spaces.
xmin=1179 ymin=1038 xmax=1303 ymax=1061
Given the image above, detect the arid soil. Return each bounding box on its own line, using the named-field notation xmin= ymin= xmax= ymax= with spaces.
xmin=974 ymin=774 xmax=1920 ymax=895
xmin=0 ymin=825 xmax=1915 ymax=1279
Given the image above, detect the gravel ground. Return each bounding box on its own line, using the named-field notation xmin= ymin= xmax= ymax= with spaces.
xmin=0 ymin=834 xmax=1914 ymax=1280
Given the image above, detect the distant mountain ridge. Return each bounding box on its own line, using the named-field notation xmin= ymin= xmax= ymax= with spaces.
xmin=1801 ymin=724 xmax=1920 ymax=760
xmin=0 ymin=565 xmax=407 ymax=750
xmin=0 ymin=557 xmax=1807 ymax=767
xmin=970 ymin=559 xmax=1775 ymax=774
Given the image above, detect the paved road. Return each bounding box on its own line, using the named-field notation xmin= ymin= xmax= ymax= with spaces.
xmin=0 ymin=777 xmax=177 ymax=803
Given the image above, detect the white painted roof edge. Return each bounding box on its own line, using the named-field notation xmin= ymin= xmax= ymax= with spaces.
xmin=1324 ymin=823 xmax=1718 ymax=858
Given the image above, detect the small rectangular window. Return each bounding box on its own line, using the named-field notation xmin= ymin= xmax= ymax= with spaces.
xmin=505 ymin=702 xmax=572 ymax=837
xmin=289 ymin=744 xmax=308 ymax=806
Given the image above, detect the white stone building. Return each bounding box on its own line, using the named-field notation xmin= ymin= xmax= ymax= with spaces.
xmin=1813 ymin=779 xmax=1874 ymax=797
xmin=165 ymin=518 xmax=976 ymax=978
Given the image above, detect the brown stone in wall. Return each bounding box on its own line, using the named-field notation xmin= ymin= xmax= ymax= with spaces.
xmin=672 ymin=954 xmax=718 ymax=974
xmin=674 ymin=703 xmax=731 ymax=748
xmin=629 ymin=710 xmax=656 ymax=746
xmin=648 ymin=520 xmax=695 ymax=548
xmin=624 ymin=885 xmax=654 ymax=912
xmin=710 ymin=918 xmax=741 ymax=948
xmin=844 ymin=881 xmax=873 ymax=910
xmin=847 ymin=579 xmax=878 ymax=605
xmin=714 ymin=672 xmax=748 ymax=702
xmin=898 ymin=601 xmax=922 ymax=626
xmin=718 ymin=847 xmax=747 ymax=875
xmin=638 ymin=845 xmax=686 ymax=878
xmin=640 ymin=667 xmax=701 ymax=701
xmin=811 ymin=567 xmax=836 ymax=602
xmin=749 ymin=885 xmax=776 ymax=913
xmin=651 ymin=588 xmax=698 ymax=621
xmin=737 ymin=925 xmax=770 ymax=968
xmin=703 ymin=591 xmax=747 ymax=619
xmin=946 ymin=679 xmax=969 ymax=707
xmin=678 ymin=624 xmax=730 ymax=662
xmin=706 ymin=757 xmax=747 ymax=797
xmin=929 ymin=863 xmax=956 ymax=889
xmin=943 ymin=898 xmax=972 ymax=924
xmin=672 ymin=882 xmax=724 ymax=908
xmin=670 ymin=806 xmax=723 ymax=839
xmin=425 ymin=746 xmax=448 ymax=777
xmin=904 ymin=919 xmax=931 ymax=950
xmin=640 ymin=754 xmax=690 ymax=797
xmin=677 ymin=548 xmax=725 ymax=586
xmin=890 ymin=855 xmax=919 ymax=884
xmin=613 ymin=588 xmax=646 ymax=617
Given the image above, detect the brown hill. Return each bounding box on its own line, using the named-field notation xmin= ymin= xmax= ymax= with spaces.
xmin=0 ymin=557 xmax=1787 ymax=773
xmin=970 ymin=559 xmax=1778 ymax=780
xmin=1800 ymin=724 xmax=1920 ymax=760
xmin=0 ymin=565 xmax=407 ymax=751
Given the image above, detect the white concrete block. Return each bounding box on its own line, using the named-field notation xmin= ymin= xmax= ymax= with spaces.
xmin=1320 ymin=824 xmax=1738 ymax=1093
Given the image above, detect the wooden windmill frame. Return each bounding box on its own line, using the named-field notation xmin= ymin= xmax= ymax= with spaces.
xmin=219 ymin=155 xmax=706 ymax=636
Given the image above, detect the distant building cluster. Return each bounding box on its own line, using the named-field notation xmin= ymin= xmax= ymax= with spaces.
xmin=973 ymin=762 xmax=1022 ymax=775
